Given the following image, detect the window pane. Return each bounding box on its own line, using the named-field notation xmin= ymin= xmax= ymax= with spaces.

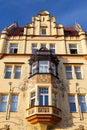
xmin=10 ymin=95 xmax=18 ymax=112
xmin=10 ymin=44 xmax=18 ymax=54
xmin=30 ymin=92 xmax=35 ymax=107
xmin=39 ymin=61 xmax=49 ymax=73
xmin=39 ymin=95 xmax=43 ymax=106
xmin=4 ymin=66 xmax=12 ymax=78
xmin=69 ymin=44 xmax=77 ymax=54
xmin=78 ymin=96 xmax=87 ymax=112
xmin=68 ymin=96 xmax=76 ymax=112
xmin=75 ymin=66 xmax=82 ymax=79
xmin=66 ymin=66 xmax=72 ymax=79
xmin=45 ymin=95 xmax=48 ymax=106
xmin=14 ymin=66 xmax=21 ymax=79
xmin=39 ymin=88 xmax=48 ymax=106
xmin=0 ymin=95 xmax=8 ymax=112
xmin=32 ymin=62 xmax=37 ymax=75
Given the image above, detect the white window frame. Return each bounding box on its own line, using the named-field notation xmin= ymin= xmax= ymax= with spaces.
xmin=9 ymin=43 xmax=18 ymax=54
xmin=74 ymin=66 xmax=82 ymax=79
xmin=69 ymin=44 xmax=78 ymax=54
xmin=39 ymin=61 xmax=49 ymax=73
xmin=66 ymin=66 xmax=72 ymax=79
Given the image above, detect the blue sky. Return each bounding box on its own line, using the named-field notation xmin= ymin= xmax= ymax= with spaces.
xmin=0 ymin=0 xmax=87 ymax=32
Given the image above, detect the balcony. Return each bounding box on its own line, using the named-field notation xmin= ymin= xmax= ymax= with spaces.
xmin=26 ymin=106 xmax=62 ymax=124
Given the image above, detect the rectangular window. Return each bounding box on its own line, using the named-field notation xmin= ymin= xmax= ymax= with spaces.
xmin=78 ymin=96 xmax=87 ymax=112
xmin=39 ymin=61 xmax=49 ymax=73
xmin=32 ymin=44 xmax=37 ymax=54
xmin=39 ymin=88 xmax=48 ymax=106
xmin=50 ymin=44 xmax=55 ymax=54
xmin=0 ymin=95 xmax=8 ymax=112
xmin=10 ymin=95 xmax=18 ymax=112
xmin=41 ymin=29 xmax=46 ymax=35
xmin=9 ymin=44 xmax=18 ymax=54
xmin=32 ymin=62 xmax=37 ymax=75
xmin=74 ymin=66 xmax=82 ymax=79
xmin=69 ymin=44 xmax=77 ymax=54
xmin=66 ymin=66 xmax=72 ymax=79
xmin=30 ymin=92 xmax=35 ymax=107
xmin=68 ymin=95 xmax=76 ymax=112
xmin=4 ymin=66 xmax=12 ymax=78
xmin=14 ymin=66 xmax=21 ymax=79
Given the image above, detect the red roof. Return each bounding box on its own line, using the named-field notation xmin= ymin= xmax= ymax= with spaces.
xmin=8 ymin=26 xmax=79 ymax=36
xmin=64 ymin=27 xmax=79 ymax=36
xmin=8 ymin=27 xmax=24 ymax=36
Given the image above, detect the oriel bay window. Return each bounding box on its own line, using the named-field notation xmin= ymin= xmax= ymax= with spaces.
xmin=29 ymin=47 xmax=59 ymax=77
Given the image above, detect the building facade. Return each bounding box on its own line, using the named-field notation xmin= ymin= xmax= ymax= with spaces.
xmin=0 ymin=10 xmax=87 ymax=130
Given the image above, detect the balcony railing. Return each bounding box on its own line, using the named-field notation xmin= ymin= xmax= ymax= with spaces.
xmin=26 ymin=106 xmax=62 ymax=124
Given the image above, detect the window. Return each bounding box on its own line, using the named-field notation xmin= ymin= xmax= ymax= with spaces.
xmin=10 ymin=95 xmax=18 ymax=112
xmin=39 ymin=88 xmax=48 ymax=106
xmin=32 ymin=44 xmax=37 ymax=54
xmin=66 ymin=66 xmax=72 ymax=79
xmin=14 ymin=66 xmax=21 ymax=79
xmin=9 ymin=44 xmax=18 ymax=54
xmin=68 ymin=95 xmax=76 ymax=112
xmin=75 ymin=66 xmax=82 ymax=79
xmin=52 ymin=93 xmax=57 ymax=107
xmin=30 ymin=92 xmax=35 ymax=107
xmin=69 ymin=44 xmax=77 ymax=54
xmin=32 ymin=62 xmax=37 ymax=75
xmin=41 ymin=29 xmax=46 ymax=35
xmin=4 ymin=65 xmax=22 ymax=79
xmin=50 ymin=44 xmax=55 ymax=54
xmin=0 ymin=95 xmax=8 ymax=112
xmin=78 ymin=96 xmax=87 ymax=112
xmin=39 ymin=61 xmax=49 ymax=73
xmin=4 ymin=66 xmax=12 ymax=78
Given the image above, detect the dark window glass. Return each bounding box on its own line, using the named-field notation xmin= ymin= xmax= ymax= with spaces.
xmin=66 ymin=66 xmax=72 ymax=79
xmin=4 ymin=66 xmax=12 ymax=78
xmin=69 ymin=44 xmax=77 ymax=54
xmin=68 ymin=96 xmax=76 ymax=112
xmin=10 ymin=95 xmax=18 ymax=112
xmin=78 ymin=96 xmax=87 ymax=112
xmin=14 ymin=66 xmax=21 ymax=79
